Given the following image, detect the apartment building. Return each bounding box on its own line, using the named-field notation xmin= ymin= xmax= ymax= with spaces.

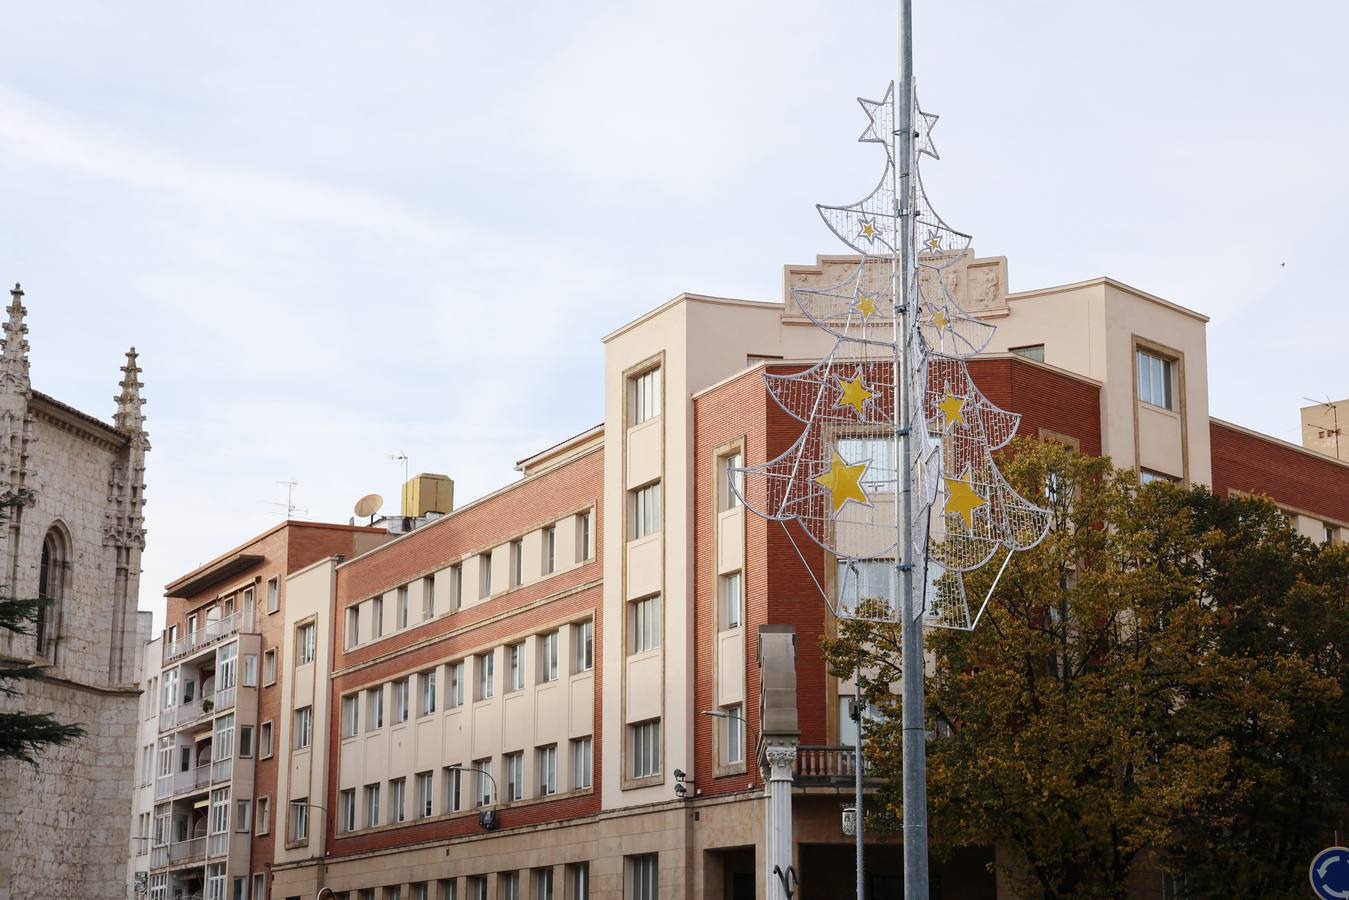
xmin=211 ymin=249 xmax=1344 ymax=900
xmin=138 ymin=520 xmax=389 ymax=900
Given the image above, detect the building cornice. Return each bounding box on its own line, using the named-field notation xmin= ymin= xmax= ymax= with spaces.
xmin=29 ymin=391 xmax=128 ymax=452
xmin=1006 ymin=276 xmax=1210 ymax=323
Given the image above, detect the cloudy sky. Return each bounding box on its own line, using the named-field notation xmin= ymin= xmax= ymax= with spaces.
xmin=1 ymin=1 xmax=1345 ymax=628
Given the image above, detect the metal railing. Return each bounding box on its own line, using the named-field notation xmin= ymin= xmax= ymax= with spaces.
xmin=164 ymin=609 xmax=255 ymax=663
xmin=793 ymin=745 xmax=877 ymax=785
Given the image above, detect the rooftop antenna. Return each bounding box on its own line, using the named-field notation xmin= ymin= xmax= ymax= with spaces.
xmin=388 ymin=451 xmax=409 ymax=486
xmin=1303 ymin=396 xmax=1342 ymax=460
xmin=268 ymin=480 xmax=308 ymax=519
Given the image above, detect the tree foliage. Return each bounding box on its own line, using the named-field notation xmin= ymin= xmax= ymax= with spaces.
xmin=0 ymin=490 xmax=85 ymax=764
xmin=822 ymin=439 xmax=1349 ymax=898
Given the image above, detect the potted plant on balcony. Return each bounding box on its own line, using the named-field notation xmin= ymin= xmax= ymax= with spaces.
xmin=201 ymin=698 xmax=214 ymax=714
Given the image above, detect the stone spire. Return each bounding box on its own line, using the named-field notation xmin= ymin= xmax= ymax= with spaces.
xmin=113 ymin=346 xmax=148 ymax=440
xmin=0 ymin=283 xmax=31 ymax=392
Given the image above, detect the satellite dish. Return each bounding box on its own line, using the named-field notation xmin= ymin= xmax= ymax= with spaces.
xmin=354 ymin=493 xmax=384 ymax=519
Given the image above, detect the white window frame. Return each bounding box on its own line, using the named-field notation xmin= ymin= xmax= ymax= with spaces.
xmin=293 ymin=706 xmax=313 ymax=749
xmin=573 ymin=620 xmax=594 ymax=673
xmin=721 ymin=572 xmax=742 ymax=630
xmin=631 ymin=719 xmax=660 ymax=778
xmin=296 ymin=622 xmax=316 ymax=665
xmin=420 ymin=669 xmax=437 ymax=717
xmin=630 ymin=596 xmax=660 ymax=654
xmin=266 ymin=577 xmax=280 ymax=613
xmin=477 ymin=652 xmax=494 ymax=700
xmin=537 ymin=744 xmax=557 ymax=796
xmin=540 ymin=632 xmax=559 ymax=683
xmin=632 ymin=367 xmax=661 ymax=424
xmin=572 ymin=736 xmax=593 ymax=790
xmin=630 ymin=483 xmax=661 ymax=540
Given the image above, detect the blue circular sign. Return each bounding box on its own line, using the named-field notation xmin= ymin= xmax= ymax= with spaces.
xmin=1311 ymin=846 xmax=1349 ymax=900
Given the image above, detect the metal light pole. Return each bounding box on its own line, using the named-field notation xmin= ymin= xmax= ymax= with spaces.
xmin=854 ymin=680 xmax=866 ymax=900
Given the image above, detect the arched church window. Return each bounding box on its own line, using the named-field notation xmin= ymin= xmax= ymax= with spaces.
xmin=36 ymin=527 xmax=67 ymax=658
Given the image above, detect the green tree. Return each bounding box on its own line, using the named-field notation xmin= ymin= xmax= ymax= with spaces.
xmin=0 ymin=490 xmax=85 ymax=763
xmin=823 ymin=439 xmax=1348 ymax=898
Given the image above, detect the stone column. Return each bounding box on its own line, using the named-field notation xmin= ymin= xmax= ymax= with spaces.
xmin=764 ymin=743 xmax=798 ymax=900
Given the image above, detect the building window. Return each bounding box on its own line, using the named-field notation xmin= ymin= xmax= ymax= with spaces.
xmin=629 ymin=854 xmax=658 ymax=900
xmin=372 ymin=597 xmax=384 ymax=638
xmin=573 ymin=620 xmax=594 ymax=673
xmin=630 ymin=595 xmax=660 ymax=654
xmin=572 ymin=736 xmax=592 ymax=790
xmin=631 ymin=719 xmax=660 ymax=778
xmin=219 ymin=642 xmax=237 ymax=691
xmin=339 ymin=789 xmax=356 ymax=832
xmin=393 ymin=679 xmax=410 ymax=724
xmin=579 ymin=511 xmax=592 ymax=561
xmin=346 ymin=606 xmax=360 ymax=648
xmin=508 ymin=643 xmax=525 ymax=692
xmin=412 ymin=885 xmax=429 ymax=900
xmin=397 ymin=585 xmax=410 ymax=629
xmin=630 ymin=483 xmax=661 ymax=539
xmin=259 ymin=721 xmax=273 ymax=758
xmin=35 ymin=528 xmax=66 ymax=657
xmin=256 ymin=797 xmax=269 ymax=835
xmin=539 ymin=632 xmax=559 ymax=683
xmin=1137 ymin=348 xmax=1175 ymax=410
xmin=416 ymin=771 xmax=434 ymax=818
xmin=566 ymin=865 xmax=588 ymax=900
xmin=509 ymin=538 xmax=525 ymax=587
xmin=235 ymin=800 xmax=251 ymax=832
xmin=537 ymin=744 xmax=557 ymax=796
xmin=721 ymin=572 xmax=742 ymax=630
xmin=721 ymin=704 xmax=744 ymax=765
xmin=263 ymin=649 xmax=277 ymax=685
xmin=438 ymin=880 xmax=457 ymax=900
xmin=474 ymin=759 xmax=493 ymax=807
xmin=543 ymin=526 xmax=556 ymax=575
xmin=342 ymin=695 xmax=359 ymax=737
xmin=267 ymin=577 xmax=280 ymax=613
xmin=501 ymin=873 xmax=519 ymax=900
xmin=477 ymin=652 xmax=495 ymax=700
xmin=837 ymin=559 xmax=894 ymax=618
xmin=533 ymin=868 xmax=553 ymax=900
xmin=420 ymin=669 xmax=437 ymax=716
xmin=293 ymin=706 xmax=313 ymax=749
xmin=423 ymin=575 xmax=436 ymax=619
xmin=480 ymin=553 xmax=493 ymax=598
xmin=450 ymin=661 xmax=465 ymax=707
xmin=289 ymin=799 xmax=309 ymax=842
xmin=505 ymin=751 xmax=523 ymax=801
xmin=296 ymin=622 xmax=316 ymax=665
xmin=451 ymin=564 xmax=463 ymax=610
xmin=1011 ymin=344 xmax=1046 ymax=363
xmin=444 ymin=766 xmax=463 ymax=812
xmin=242 ymin=654 xmax=258 ymax=687
xmin=365 ymin=783 xmax=381 ymax=828
xmin=367 ymin=686 xmax=385 ymax=729
xmin=632 ymin=366 xmax=662 ymax=424
xmin=468 ymin=877 xmax=488 ymax=900
xmin=391 ymin=777 xmax=406 ymax=823
xmin=722 ymin=451 xmax=743 ymax=510
xmin=1325 ymin=524 xmax=1338 ymax=545
xmin=1139 ymin=468 xmax=1178 ymax=485
xmin=239 ymin=725 xmax=254 ymax=758
xmin=253 ymin=874 xmax=266 ymax=900
xmin=835 ymin=435 xmax=895 ymax=492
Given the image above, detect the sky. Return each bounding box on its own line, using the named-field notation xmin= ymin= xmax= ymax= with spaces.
xmin=0 ymin=1 xmax=1345 ymax=631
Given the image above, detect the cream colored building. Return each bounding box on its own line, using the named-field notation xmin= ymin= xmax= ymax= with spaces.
xmin=1301 ymin=398 xmax=1349 ymax=463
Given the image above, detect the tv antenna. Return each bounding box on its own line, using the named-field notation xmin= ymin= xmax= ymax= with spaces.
xmin=388 ymin=451 xmax=409 ymax=485
xmin=1303 ymin=396 xmax=1342 ymax=459
xmin=268 ymin=480 xmax=309 ymax=520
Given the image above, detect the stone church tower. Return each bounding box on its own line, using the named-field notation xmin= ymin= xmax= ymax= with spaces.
xmin=0 ymin=284 xmax=151 ymax=900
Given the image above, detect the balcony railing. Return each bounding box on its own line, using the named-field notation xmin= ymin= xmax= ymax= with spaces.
xmin=793 ymin=745 xmax=878 ymax=786
xmin=164 ymin=609 xmax=255 ymax=663
xmin=167 ymin=836 xmax=206 ymax=865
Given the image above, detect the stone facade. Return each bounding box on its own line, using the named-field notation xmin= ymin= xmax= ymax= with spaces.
xmin=0 ymin=284 xmax=149 ymax=900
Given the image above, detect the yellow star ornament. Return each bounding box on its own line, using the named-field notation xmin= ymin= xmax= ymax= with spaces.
xmin=853 ymin=294 xmax=878 ymax=318
xmin=860 ymin=221 xmax=877 ymax=239
xmin=943 ymin=471 xmax=987 ymax=529
xmin=930 ymin=310 xmax=949 ymax=329
xmin=938 ymin=389 xmax=966 ymax=428
xmin=836 ymin=374 xmax=875 ymax=417
xmin=815 ymin=450 xmax=871 ymax=515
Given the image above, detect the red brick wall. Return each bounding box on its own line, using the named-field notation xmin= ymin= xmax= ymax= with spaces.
xmin=968 ymin=357 xmax=1103 ymax=457
xmin=1211 ymin=421 xmax=1349 ymax=523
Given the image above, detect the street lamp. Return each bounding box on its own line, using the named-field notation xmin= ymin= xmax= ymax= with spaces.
xmin=701 ymin=708 xmax=758 ymax=764
xmin=447 ymin=762 xmax=501 ymax=830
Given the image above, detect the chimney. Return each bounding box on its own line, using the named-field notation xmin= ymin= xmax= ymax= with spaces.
xmin=402 ymin=473 xmax=454 ymax=518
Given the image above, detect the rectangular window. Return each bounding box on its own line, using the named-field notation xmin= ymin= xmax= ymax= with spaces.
xmin=416 ymin=771 xmax=434 ymax=818
xmin=474 ymin=759 xmax=493 ymax=807
xmin=259 ymin=721 xmax=273 ymax=758
xmin=508 ymin=643 xmax=525 ymax=691
xmin=412 ymin=885 xmax=429 ymax=900
xmin=438 ymin=880 xmax=456 ymax=900
xmin=537 ymin=744 xmax=557 ymax=796
xmin=543 ymin=526 xmax=556 ymax=575
xmin=572 ymin=736 xmax=593 ymax=790
xmin=630 ymin=854 xmax=658 ymax=900
xmin=450 ymin=564 xmax=463 ymax=610
xmin=837 ymin=559 xmax=894 ymax=619
xmin=372 ymin=597 xmax=384 ymax=638
xmin=367 ymin=686 xmax=385 ymax=729
xmin=242 ymin=654 xmax=258 ymax=687
xmin=290 ymin=799 xmax=309 ymax=842
xmin=293 ymin=706 xmax=313 ymax=749
xmin=253 ymin=874 xmax=266 ymax=900
xmin=1139 ymin=468 xmax=1177 ymax=485
xmin=450 ymin=661 xmax=465 ymax=707
xmin=342 ymin=695 xmax=359 ymax=737
xmin=722 ymin=451 xmax=743 ymax=510
xmin=566 ymin=865 xmax=588 ymax=900
xmin=630 ymin=596 xmax=660 ymax=654
xmin=468 ymin=877 xmax=487 ymax=900
xmin=631 ymin=720 xmax=660 ymax=778
xmin=1137 ymin=349 xmax=1175 ymax=410
xmin=339 ymin=788 xmax=356 ymax=833
xmin=397 ymin=585 xmax=409 ymax=629
xmin=631 ymin=483 xmax=661 ymax=539
xmin=579 ymin=512 xmax=592 ymax=561
xmin=218 ymin=642 xmax=237 ymax=690
xmin=533 ymin=868 xmax=553 ymax=900
xmin=296 ymin=622 xmax=316 ymax=665
xmin=235 ymin=799 xmax=251 ymax=832
xmin=263 ymin=649 xmax=277 ymax=685
xmin=835 ymin=436 xmax=895 ymax=492
xmin=393 ymin=679 xmax=410 ymax=724
xmin=364 ymin=783 xmax=381 ymax=828
xmin=721 ymin=572 xmax=742 ymax=629
xmin=346 ymin=606 xmax=360 ymax=648
xmin=239 ymin=725 xmax=254 ymax=758
xmin=505 ymin=751 xmax=523 ymax=801
xmin=477 ymin=652 xmax=494 ymax=700
xmin=479 ymin=553 xmax=492 ymax=598
xmin=256 ymin=797 xmax=270 ymax=835
xmin=1011 ymin=343 xmax=1046 ymax=363
xmin=423 ymin=575 xmax=436 ymax=619
xmin=722 ymin=704 xmax=744 ymax=765
xmin=501 ymin=873 xmax=519 ymax=900
xmin=267 ymin=577 xmax=280 ymax=613
xmin=233 ymin=877 xmax=246 ymax=900
xmin=632 ymin=367 xmax=662 ymax=424
xmin=391 ymin=777 xmax=406 ymax=823
xmin=419 ymin=669 xmax=437 ymax=716
xmin=444 ymin=766 xmax=463 ymax=813
xmin=511 ymin=539 xmax=524 ymax=587
xmin=540 ymin=632 xmax=559 ymax=683
xmin=573 ymin=620 xmax=594 ymax=673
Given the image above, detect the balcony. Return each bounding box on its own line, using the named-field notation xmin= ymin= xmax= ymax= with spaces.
xmin=793 ymin=745 xmax=881 ymax=788
xmin=151 ymin=836 xmax=206 ymax=869
xmin=211 ymin=756 xmax=233 ymax=784
xmin=164 ymin=609 xmax=255 ymax=664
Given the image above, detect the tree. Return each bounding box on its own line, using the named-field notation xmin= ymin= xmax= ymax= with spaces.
xmin=822 ymin=439 xmax=1349 ymax=898
xmin=0 ymin=490 xmax=85 ymax=763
